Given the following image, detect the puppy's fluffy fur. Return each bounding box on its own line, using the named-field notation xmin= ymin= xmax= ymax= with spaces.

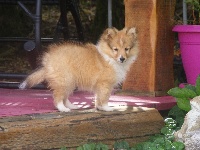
xmin=19 ymin=27 xmax=139 ymax=112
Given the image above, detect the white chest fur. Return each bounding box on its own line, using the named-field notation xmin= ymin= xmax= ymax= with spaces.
xmin=111 ymin=56 xmax=137 ymax=84
xmin=97 ymin=49 xmax=137 ymax=85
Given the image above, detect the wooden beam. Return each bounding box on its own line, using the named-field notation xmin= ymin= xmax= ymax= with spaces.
xmin=0 ymin=107 xmax=164 ymax=149
xmin=123 ymin=0 xmax=176 ymax=96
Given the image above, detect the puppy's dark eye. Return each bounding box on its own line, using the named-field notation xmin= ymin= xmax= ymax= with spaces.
xmin=125 ymin=48 xmax=129 ymax=51
xmin=113 ymin=48 xmax=118 ymax=52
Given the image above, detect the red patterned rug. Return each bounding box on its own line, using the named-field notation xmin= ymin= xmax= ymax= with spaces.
xmin=0 ymin=88 xmax=176 ymax=117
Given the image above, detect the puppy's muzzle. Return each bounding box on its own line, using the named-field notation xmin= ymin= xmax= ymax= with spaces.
xmin=120 ymin=56 xmax=126 ymax=63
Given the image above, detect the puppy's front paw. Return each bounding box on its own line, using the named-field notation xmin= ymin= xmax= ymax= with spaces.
xmin=96 ymin=105 xmax=114 ymax=111
xmin=64 ymin=99 xmax=79 ymax=109
xmin=56 ymin=102 xmax=71 ymax=112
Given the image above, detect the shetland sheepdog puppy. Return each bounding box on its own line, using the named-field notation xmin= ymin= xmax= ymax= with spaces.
xmin=19 ymin=27 xmax=139 ymax=112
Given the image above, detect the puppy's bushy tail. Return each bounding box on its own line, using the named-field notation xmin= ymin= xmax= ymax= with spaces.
xmin=19 ymin=67 xmax=45 ymax=89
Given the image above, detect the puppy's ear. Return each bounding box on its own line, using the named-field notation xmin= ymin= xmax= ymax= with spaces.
xmin=124 ymin=27 xmax=137 ymax=37
xmin=104 ymin=27 xmax=118 ymax=39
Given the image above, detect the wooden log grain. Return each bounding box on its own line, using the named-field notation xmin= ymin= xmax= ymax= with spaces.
xmin=0 ymin=107 xmax=164 ymax=150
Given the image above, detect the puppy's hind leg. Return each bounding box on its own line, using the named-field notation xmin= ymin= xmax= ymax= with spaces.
xmin=62 ymin=83 xmax=79 ymax=109
xmin=53 ymin=87 xmax=71 ymax=112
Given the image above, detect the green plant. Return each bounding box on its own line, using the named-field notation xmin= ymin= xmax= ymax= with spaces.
xmin=168 ymin=75 xmax=200 ymax=112
xmin=114 ymin=141 xmax=134 ymax=150
xmin=61 ymin=143 xmax=109 ymax=150
xmin=60 ymin=147 xmax=67 ymax=150
xmin=131 ymin=118 xmax=184 ymax=150
xmin=186 ymin=0 xmax=200 ymax=24
xmin=60 ymin=118 xmax=185 ymax=150
xmin=168 ymin=105 xmax=187 ymax=130
xmin=76 ymin=143 xmax=108 ymax=150
xmin=62 ymin=73 xmax=197 ymax=150
xmin=167 ymin=75 xmax=200 ymax=138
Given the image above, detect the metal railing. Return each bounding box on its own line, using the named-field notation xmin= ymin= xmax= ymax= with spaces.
xmin=0 ymin=0 xmax=84 ymax=88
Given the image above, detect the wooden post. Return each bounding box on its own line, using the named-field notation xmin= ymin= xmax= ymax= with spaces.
xmin=122 ymin=0 xmax=176 ymax=96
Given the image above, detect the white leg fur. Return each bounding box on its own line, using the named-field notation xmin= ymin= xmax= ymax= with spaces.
xmin=96 ymin=104 xmax=114 ymax=111
xmin=64 ymin=99 xmax=79 ymax=109
xmin=56 ymin=102 xmax=71 ymax=112
xmin=19 ymin=81 xmax=27 ymax=89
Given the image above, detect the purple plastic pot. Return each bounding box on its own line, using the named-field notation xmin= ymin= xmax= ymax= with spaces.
xmin=173 ymin=25 xmax=200 ymax=85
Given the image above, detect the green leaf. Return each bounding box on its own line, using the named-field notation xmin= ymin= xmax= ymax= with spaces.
xmin=185 ymin=84 xmax=196 ymax=92
xmin=80 ymin=143 xmax=94 ymax=150
xmin=60 ymin=147 xmax=67 ymax=150
xmin=142 ymin=142 xmax=156 ymax=149
xmin=164 ymin=118 xmax=177 ymax=130
xmin=164 ymin=118 xmax=176 ymax=124
xmin=77 ymin=146 xmax=83 ymax=150
xmin=153 ymin=137 xmax=165 ymax=145
xmin=164 ymin=118 xmax=176 ymax=126
xmin=96 ymin=143 xmax=108 ymax=150
xmin=166 ymin=123 xmax=177 ymax=129
xmin=176 ymin=98 xmax=191 ymax=112
xmin=161 ymin=127 xmax=175 ymax=137
xmin=134 ymin=142 xmax=156 ymax=150
xmin=165 ymin=135 xmax=175 ymax=141
xmin=168 ymin=87 xmax=197 ymax=99
xmin=149 ymin=134 xmax=164 ymax=142
xmin=195 ymin=75 xmax=200 ymax=95
xmin=114 ymin=141 xmax=129 ymax=149
xmin=161 ymin=127 xmax=170 ymax=135
xmin=89 ymin=143 xmax=96 ymax=150
xmin=172 ymin=141 xmax=185 ymax=150
xmin=154 ymin=145 xmax=165 ymax=150
xmin=164 ymin=140 xmax=173 ymax=150
xmin=134 ymin=143 xmax=143 ymax=150
xmin=168 ymin=106 xmax=187 ymax=128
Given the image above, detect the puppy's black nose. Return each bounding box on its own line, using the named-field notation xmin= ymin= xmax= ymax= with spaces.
xmin=120 ymin=57 xmax=125 ymax=63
